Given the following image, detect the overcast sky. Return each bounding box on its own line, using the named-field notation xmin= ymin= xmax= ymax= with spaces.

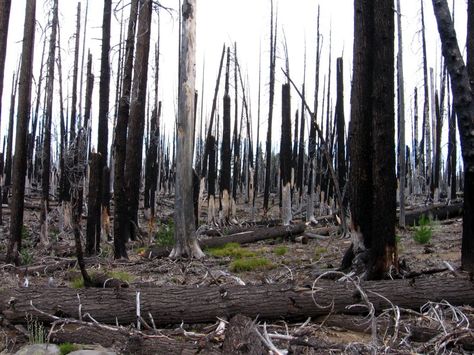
xmin=0 ymin=0 xmax=469 ymax=168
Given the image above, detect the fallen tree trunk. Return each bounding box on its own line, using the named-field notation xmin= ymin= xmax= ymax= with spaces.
xmin=50 ymin=323 xmax=221 ymax=355
xmin=404 ymin=202 xmax=463 ymax=226
xmin=1 ymin=277 xmax=473 ymax=327
xmin=147 ymin=223 xmax=306 ymax=258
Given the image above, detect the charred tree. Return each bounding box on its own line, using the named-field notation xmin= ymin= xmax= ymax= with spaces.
xmin=431 ymin=0 xmax=474 ymax=271
xmin=124 ymin=0 xmax=152 ymax=241
xmin=335 ymin=57 xmax=346 ymax=205
xmin=39 ymin=0 xmax=58 ymax=246
xmin=397 ymin=0 xmax=406 ymax=226
xmin=344 ymin=0 xmax=397 ymax=279
xmin=170 ymin=0 xmax=204 ymax=258
xmin=113 ymin=0 xmax=138 ymax=259
xmin=221 ymin=49 xmax=232 ymax=223
xmin=6 ymin=0 xmax=36 ymax=265
xmin=280 ymin=83 xmax=292 ymax=225
xmin=69 ymin=2 xmax=81 ymax=143
xmin=263 ymin=0 xmax=277 ymax=215
xmin=3 ymin=72 xmax=17 ymax=204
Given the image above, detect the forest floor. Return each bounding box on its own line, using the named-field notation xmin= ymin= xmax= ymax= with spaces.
xmin=0 ymin=192 xmax=472 ymax=354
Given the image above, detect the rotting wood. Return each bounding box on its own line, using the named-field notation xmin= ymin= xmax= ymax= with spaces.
xmin=1 ymin=278 xmax=473 ymax=326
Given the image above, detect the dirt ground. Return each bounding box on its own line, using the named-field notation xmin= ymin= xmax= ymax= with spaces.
xmin=0 ymin=193 xmax=472 ymax=354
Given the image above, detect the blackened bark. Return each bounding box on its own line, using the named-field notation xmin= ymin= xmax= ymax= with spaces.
xmin=346 ymin=0 xmax=397 ymax=279
xmin=86 ymin=153 xmax=101 ymax=255
xmin=335 ymin=57 xmax=346 ymax=198
xmin=4 ymin=72 xmax=17 ymax=203
xmin=7 ymin=0 xmax=36 ymax=265
xmin=113 ymin=0 xmax=138 ymax=259
xmin=431 ymin=0 xmax=474 ymax=272
xmin=221 ymin=49 xmax=232 ymax=222
xmin=280 ymin=83 xmax=292 ymax=225
xmin=124 ymin=0 xmax=152 ymax=240
xmin=432 ymin=91 xmax=442 ymax=192
xmin=0 ymin=1 xmax=11 ymax=181
xmin=69 ymin=2 xmax=81 ymax=143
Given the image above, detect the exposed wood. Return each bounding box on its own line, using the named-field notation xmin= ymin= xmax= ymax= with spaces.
xmin=222 ymin=314 xmax=266 ymax=355
xmin=2 ymin=278 xmax=473 ymax=327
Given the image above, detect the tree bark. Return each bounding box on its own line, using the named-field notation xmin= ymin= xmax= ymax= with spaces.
xmin=6 ymin=0 xmax=36 ymax=265
xmin=280 ymin=83 xmax=292 ymax=225
xmin=431 ymin=0 xmax=474 ymax=273
xmin=124 ymin=0 xmax=152 ymax=242
xmin=2 ymin=278 xmax=473 ymax=327
xmin=171 ymin=0 xmax=204 ymax=259
xmin=113 ymin=0 xmax=138 ymax=259
xmin=69 ymin=2 xmax=81 ymax=143
xmin=335 ymin=57 xmax=345 ymax=203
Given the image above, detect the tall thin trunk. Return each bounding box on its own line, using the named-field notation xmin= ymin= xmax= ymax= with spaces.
xmin=124 ymin=0 xmax=152 ymax=241
xmin=7 ymin=0 xmax=36 ymax=265
xmin=335 ymin=57 xmax=346 ymax=204
xmin=113 ymin=0 xmax=138 ymax=258
xmin=170 ymin=0 xmax=204 ymax=258
xmin=397 ymin=0 xmax=406 ymax=226
xmin=40 ymin=0 xmax=58 ymax=247
xmin=280 ymin=83 xmax=292 ymax=225
xmin=421 ymin=0 xmax=431 ymax=191
xmin=4 ymin=72 xmax=17 ymax=204
xmin=0 ymin=0 xmax=11 ymax=154
xmin=221 ymin=48 xmax=232 ymax=222
xmin=263 ymin=0 xmax=277 ymax=214
xmin=69 ymin=2 xmax=81 ymax=143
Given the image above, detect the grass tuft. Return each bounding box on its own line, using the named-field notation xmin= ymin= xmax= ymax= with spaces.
xmin=273 ymin=246 xmax=288 ymax=256
xmin=207 ymin=243 xmax=256 ymax=258
xmin=155 ymin=222 xmax=175 ymax=247
xmin=229 ymin=257 xmax=273 ymax=272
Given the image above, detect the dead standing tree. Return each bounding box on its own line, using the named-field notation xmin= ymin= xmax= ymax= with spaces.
xmin=6 ymin=0 xmax=36 ymax=265
xmin=124 ymin=0 xmax=152 ymax=242
xmin=113 ymin=0 xmax=139 ymax=259
xmin=39 ymin=0 xmax=58 ymax=247
xmin=431 ymin=0 xmax=474 ymax=272
xmin=170 ymin=0 xmax=204 ymax=259
xmin=221 ymin=48 xmax=232 ymax=223
xmin=342 ymin=0 xmax=397 ymax=280
xmin=87 ymin=0 xmax=112 ymax=255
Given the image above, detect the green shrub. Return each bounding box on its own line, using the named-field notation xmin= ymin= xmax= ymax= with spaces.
xmin=20 ymin=248 xmax=33 ymax=265
xmin=155 ymin=222 xmax=175 ymax=247
xmin=273 ymin=246 xmax=288 ymax=256
xmin=413 ymin=215 xmax=432 ymax=244
xmin=229 ymin=257 xmax=273 ymax=272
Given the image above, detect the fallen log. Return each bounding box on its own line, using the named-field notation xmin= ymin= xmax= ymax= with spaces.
xmin=221 ymin=314 xmax=266 ymax=354
xmin=147 ymin=223 xmax=306 ymax=258
xmin=403 ymin=202 xmax=463 ymax=226
xmin=50 ymin=323 xmax=221 ymax=355
xmin=1 ymin=277 xmax=473 ymax=327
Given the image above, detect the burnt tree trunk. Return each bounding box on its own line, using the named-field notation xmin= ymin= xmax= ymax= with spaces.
xmin=335 ymin=57 xmax=345 ymax=204
xmin=432 ymin=0 xmax=474 ymax=272
xmin=280 ymin=83 xmax=292 ymax=225
xmin=220 ymin=49 xmax=232 ymax=223
xmin=3 ymin=72 xmax=17 ymax=204
xmin=345 ymin=0 xmax=397 ymax=279
xmin=69 ymin=2 xmax=81 ymax=143
xmin=113 ymin=0 xmax=138 ymax=259
xmin=86 ymin=153 xmax=101 ymax=255
xmin=39 ymin=0 xmax=58 ymax=247
xmin=6 ymin=0 xmax=36 ymax=265
xmin=124 ymin=0 xmax=152 ymax=241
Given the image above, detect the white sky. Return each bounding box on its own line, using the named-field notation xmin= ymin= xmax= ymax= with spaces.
xmin=0 ymin=0 xmax=469 ymax=170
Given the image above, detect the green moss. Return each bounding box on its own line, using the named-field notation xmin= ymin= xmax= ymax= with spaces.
xmin=229 ymin=257 xmax=273 ymax=272
xmin=59 ymin=343 xmax=79 ymax=355
xmin=207 ymin=243 xmax=256 ymax=258
xmin=273 ymin=246 xmax=288 ymax=256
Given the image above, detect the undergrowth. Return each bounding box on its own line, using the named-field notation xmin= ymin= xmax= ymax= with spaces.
xmin=229 ymin=257 xmax=273 ymax=272
xmin=413 ymin=215 xmax=433 ymax=244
